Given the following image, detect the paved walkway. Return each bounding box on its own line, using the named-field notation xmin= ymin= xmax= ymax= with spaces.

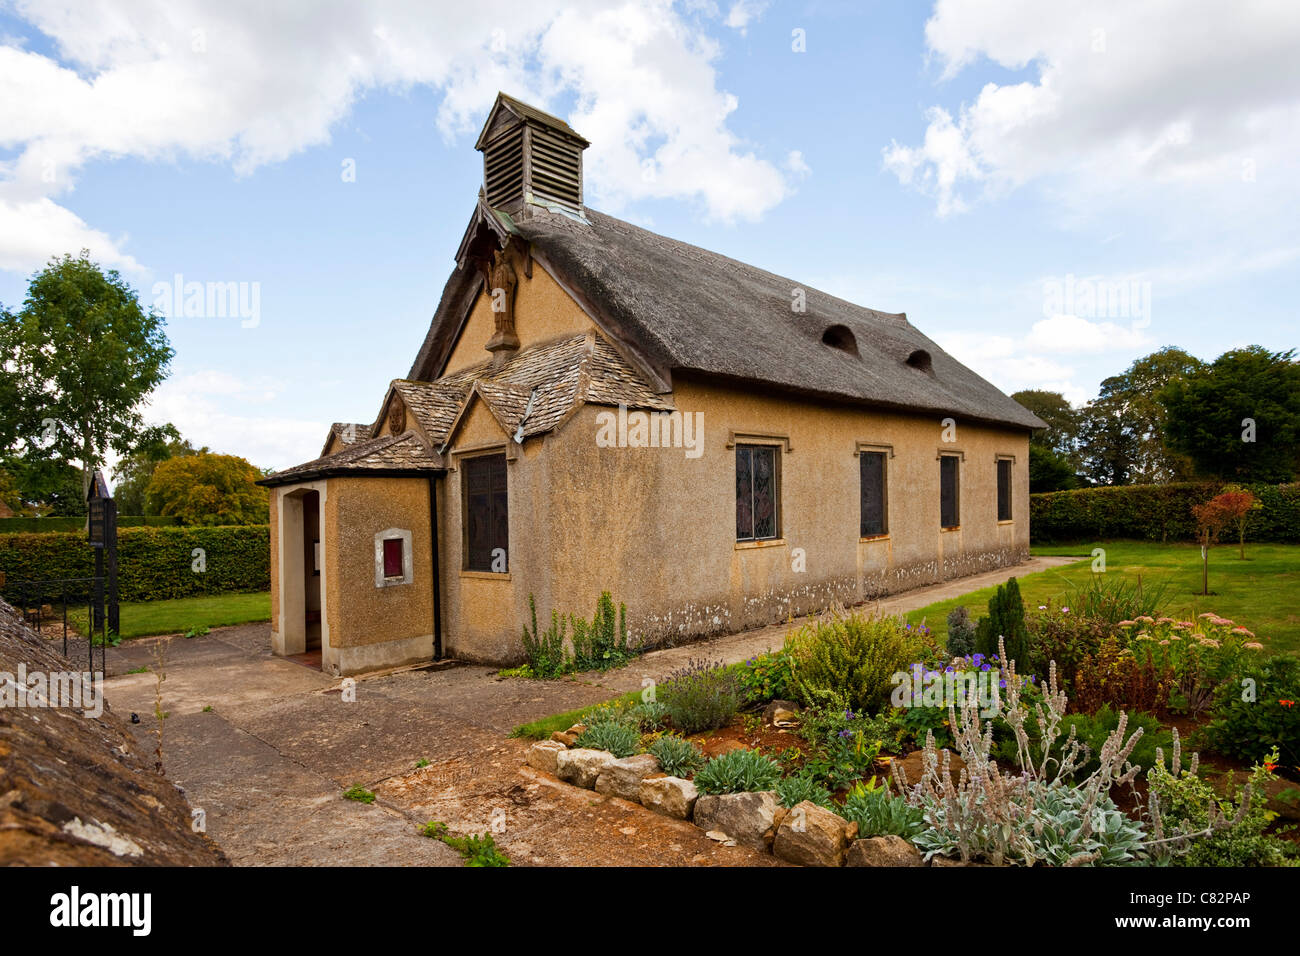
xmin=95 ymin=555 xmax=1078 ymax=866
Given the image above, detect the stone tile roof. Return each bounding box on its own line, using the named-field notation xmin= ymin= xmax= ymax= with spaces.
xmin=0 ymin=599 xmax=228 ymax=865
xmin=320 ymin=422 xmax=372 ymax=457
xmin=262 ymin=331 xmax=672 ymax=486
xmin=262 ymin=429 xmax=441 ymax=486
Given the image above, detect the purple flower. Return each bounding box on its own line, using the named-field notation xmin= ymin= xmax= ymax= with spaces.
xmin=999 ymin=679 xmax=1007 ymax=688
xmin=944 ymin=666 xmax=955 ymax=673
xmin=838 ymin=729 xmax=851 ymax=738
xmin=980 ymin=664 xmax=991 ymax=672
xmin=844 ymin=710 xmax=856 ymax=720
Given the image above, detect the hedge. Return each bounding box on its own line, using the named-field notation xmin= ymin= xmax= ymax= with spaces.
xmin=1030 ymin=482 xmax=1300 ymax=544
xmin=0 ymin=525 xmax=269 ymax=602
xmin=0 ymin=515 xmax=185 ymax=534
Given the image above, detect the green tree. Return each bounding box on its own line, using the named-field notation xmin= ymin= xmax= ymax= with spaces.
xmin=1012 ymin=389 xmax=1081 ymax=461
xmin=145 ymin=452 xmax=268 ymax=525
xmin=0 ymin=305 xmax=30 ymax=454
xmin=10 ymin=251 xmax=174 ymax=495
xmin=111 ymin=425 xmax=201 ymax=514
xmin=0 ymin=452 xmax=86 ymax=516
xmin=1160 ymin=346 xmax=1300 ymax=483
xmin=1078 ymin=347 xmax=1202 ymax=485
xmin=1027 ymin=444 xmax=1081 ymax=493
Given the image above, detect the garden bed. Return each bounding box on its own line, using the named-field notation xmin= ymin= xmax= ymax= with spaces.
xmin=517 ymin=588 xmax=1300 ymax=867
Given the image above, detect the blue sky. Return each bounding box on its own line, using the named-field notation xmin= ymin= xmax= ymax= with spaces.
xmin=1 ymin=1 xmax=1297 ymax=474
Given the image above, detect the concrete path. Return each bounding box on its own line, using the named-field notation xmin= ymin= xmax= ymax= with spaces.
xmin=94 ymin=554 xmax=1079 ymax=866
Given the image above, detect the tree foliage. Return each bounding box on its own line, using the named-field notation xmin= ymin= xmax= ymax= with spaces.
xmin=1160 ymin=346 xmax=1300 ymax=483
xmin=1078 ymin=347 xmax=1201 ymax=485
xmin=111 ymin=424 xmax=201 ymax=514
xmin=145 ymin=452 xmax=267 ymax=526
xmin=1012 ymin=389 xmax=1081 ymax=460
xmin=8 ymin=252 xmax=173 ymax=492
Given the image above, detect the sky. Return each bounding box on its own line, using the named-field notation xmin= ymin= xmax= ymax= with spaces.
xmin=1 ymin=0 xmax=1297 ymax=475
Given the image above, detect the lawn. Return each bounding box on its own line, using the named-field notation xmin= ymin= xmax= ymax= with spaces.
xmin=906 ymin=541 xmax=1300 ymax=656
xmin=72 ymin=591 xmax=271 ymax=640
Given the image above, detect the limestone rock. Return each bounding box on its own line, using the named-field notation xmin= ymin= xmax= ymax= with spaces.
xmin=639 ymin=775 xmax=699 ymax=820
xmin=773 ymin=801 xmax=856 ymax=867
xmin=594 ymin=754 xmax=661 ymax=802
xmin=693 ymin=791 xmax=781 ymax=852
xmin=846 ymin=834 xmax=923 ymax=867
xmin=555 ymin=748 xmax=615 ymax=789
xmin=526 ymin=740 xmax=567 ymax=775
xmin=762 ymin=699 xmax=801 ymax=728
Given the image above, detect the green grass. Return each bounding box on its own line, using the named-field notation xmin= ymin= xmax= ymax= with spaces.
xmin=508 ymin=689 xmax=642 ymax=740
xmin=70 ymin=591 xmax=270 ymax=640
xmin=907 ymin=541 xmax=1300 ymax=656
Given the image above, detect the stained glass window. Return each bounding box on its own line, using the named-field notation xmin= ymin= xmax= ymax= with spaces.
xmin=382 ymin=538 xmax=404 ymax=578
xmin=736 ymin=444 xmax=778 ymax=541
xmin=997 ymin=458 xmax=1013 ymax=521
xmin=465 ymin=453 xmax=509 ymax=571
xmin=860 ymin=451 xmax=887 ymax=536
xmin=940 ymin=455 xmax=960 ymax=528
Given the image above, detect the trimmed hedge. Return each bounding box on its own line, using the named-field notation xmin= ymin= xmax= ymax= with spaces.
xmin=0 ymin=515 xmax=184 ymax=533
xmin=0 ymin=525 xmax=269 ymax=602
xmin=1030 ymin=482 xmax=1300 ymax=544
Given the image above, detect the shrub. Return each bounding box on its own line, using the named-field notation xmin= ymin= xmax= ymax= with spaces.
xmin=1024 ymin=606 xmax=1118 ymax=691
xmin=785 ymin=610 xmax=919 ymax=713
xmin=796 ymin=699 xmax=892 ymax=789
xmin=575 ymin=719 xmax=641 ymax=758
xmin=737 ymin=649 xmax=793 ymax=704
xmin=775 ymin=773 xmax=835 ymax=810
xmin=1124 ymin=614 xmax=1264 ymax=715
xmin=1202 ymin=655 xmax=1300 ymax=771
xmin=1064 ymin=573 xmax=1170 ymax=624
xmin=1072 ymin=637 xmax=1173 ymax=715
xmin=694 ymin=748 xmax=782 ymax=795
xmin=648 ymin=734 xmax=704 ymax=778
xmin=974 ymin=577 xmax=1028 ymax=665
xmin=0 ymin=525 xmax=269 ymax=602
xmin=840 ymin=780 xmax=927 ymax=839
xmin=1029 ymin=481 xmax=1300 ymax=544
xmin=945 ymin=606 xmax=977 ymax=657
xmin=628 ymin=699 xmax=668 ymax=731
xmin=520 ymin=594 xmax=571 ymax=678
xmin=992 ymin=705 xmax=1170 ymax=779
xmin=894 ymin=652 xmax=1230 ymax=866
xmin=571 ymin=591 xmax=632 ymax=671
xmin=1147 ymin=748 xmax=1293 ymax=867
xmin=658 ymin=658 xmax=740 ymax=734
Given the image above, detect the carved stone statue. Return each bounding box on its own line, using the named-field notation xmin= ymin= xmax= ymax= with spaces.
xmin=485 ymin=246 xmax=520 ymax=359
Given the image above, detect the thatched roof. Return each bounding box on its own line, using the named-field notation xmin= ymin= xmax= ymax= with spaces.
xmin=412 ymin=202 xmax=1044 ymax=431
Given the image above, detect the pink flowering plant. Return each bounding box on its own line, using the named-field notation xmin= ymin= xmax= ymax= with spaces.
xmin=1121 ymin=614 xmax=1264 ymax=716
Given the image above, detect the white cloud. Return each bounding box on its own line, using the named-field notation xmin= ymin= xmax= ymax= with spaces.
xmin=933 ymin=329 xmax=1091 ymax=406
xmin=146 ymin=370 xmax=324 ymax=471
xmin=724 ymin=0 xmax=769 ymax=33
xmin=1025 ymin=314 xmax=1153 ymax=355
xmin=885 ymin=1 xmax=1300 ymax=222
xmin=0 ymin=0 xmax=796 ymax=274
xmin=0 ymin=195 xmax=143 ymax=274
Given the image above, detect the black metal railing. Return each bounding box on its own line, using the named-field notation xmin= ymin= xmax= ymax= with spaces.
xmin=0 ymin=577 xmax=107 ymax=675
